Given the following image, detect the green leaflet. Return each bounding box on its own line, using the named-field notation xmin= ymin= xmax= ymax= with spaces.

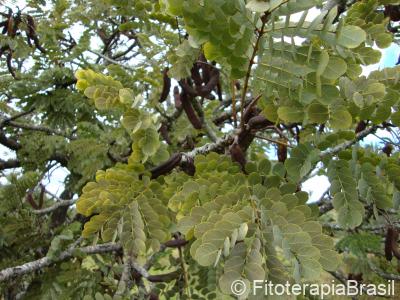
xmin=359 ymin=162 xmax=392 ymax=209
xmin=77 ymin=164 xmax=170 ymax=254
xmin=336 ymin=232 xmax=382 ymax=257
xmin=336 ymin=25 xmax=367 ymax=49
xmin=259 ymin=187 xmax=340 ymax=282
xmin=166 ymin=0 xmax=254 ymax=78
xmin=285 ymin=143 xmax=320 ymax=182
xmin=327 ymin=160 xmax=365 ymax=229
xmin=76 ymin=69 xmax=162 ymax=163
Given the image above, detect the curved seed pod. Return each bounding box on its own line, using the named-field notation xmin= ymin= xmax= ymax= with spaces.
xmin=26 ymin=15 xmax=36 ymax=37
xmin=159 ymin=123 xmax=172 ymax=145
xmin=147 ymin=271 xmax=180 ymax=283
xmin=173 ymin=86 xmax=182 ymax=109
xmin=385 ymin=226 xmax=400 ymax=261
xmin=38 ymin=184 xmax=44 ymax=209
xmin=277 ymin=140 xmax=287 ymax=163
xmin=382 ymin=144 xmax=393 ymax=157
xmin=235 ymin=80 xmax=241 ymax=90
xmin=231 ymin=229 xmax=238 ymax=247
xmin=213 ymin=249 xmax=222 ymax=267
xmin=26 ymin=192 xmax=39 ymax=209
xmin=385 ymin=227 xmax=394 ymax=261
xmin=247 ymin=115 xmax=273 ymax=130
xmin=179 ymin=79 xmax=197 ymax=97
xmin=355 ymin=120 xmax=367 ymax=133
xmin=391 ymin=228 xmax=400 ymax=260
xmin=6 ymin=15 xmax=14 ymax=36
xmin=191 ymin=64 xmax=203 ymax=87
xmin=237 ymin=223 xmax=248 ymax=241
xmin=216 ymin=82 xmax=222 ymax=101
xmin=198 ymin=53 xmax=211 ymax=84
xmin=164 ymin=239 xmax=188 ymax=248
xmin=229 ymin=142 xmax=246 ymax=171
xmin=159 ymin=68 xmax=171 ymax=103
xmin=150 ymin=153 xmax=182 ymax=179
xmin=181 ymin=156 xmax=195 ymax=176
xmin=385 ymin=5 xmax=400 ymax=22
xmin=223 ymin=237 xmax=230 ymax=257
xmin=181 ymin=92 xmax=202 ymax=129
xmin=6 ymin=52 xmax=16 ymax=79
xmin=198 ymin=69 xmax=219 ymax=98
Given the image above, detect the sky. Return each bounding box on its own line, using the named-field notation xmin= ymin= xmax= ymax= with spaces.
xmin=1 ymin=1 xmax=400 ymax=201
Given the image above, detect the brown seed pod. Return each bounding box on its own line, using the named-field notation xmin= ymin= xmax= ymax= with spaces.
xmin=38 ymin=184 xmax=44 ymax=209
xmin=277 ymin=140 xmax=287 ymax=163
xmin=26 ymin=15 xmax=36 ymax=37
xmin=26 ymin=191 xmax=39 ymax=209
xmin=181 ymin=156 xmax=195 ymax=176
xmin=159 ymin=123 xmax=172 ymax=145
xmin=385 ymin=226 xmax=400 ymax=261
xmin=181 ymin=91 xmax=202 ymax=130
xmin=382 ymin=144 xmax=393 ymax=157
xmin=149 ymin=153 xmax=182 ymax=179
xmin=229 ymin=142 xmax=246 ymax=171
xmin=159 ymin=68 xmax=171 ymax=103
xmin=173 ymin=86 xmax=182 ymax=109
xmin=191 ymin=63 xmax=203 ymax=87
xmin=355 ymin=120 xmax=367 ymax=134
xmin=198 ymin=69 xmax=219 ymax=98
xmin=247 ymin=115 xmax=273 ymax=130
xmin=235 ymin=80 xmax=241 ymax=90
xmin=164 ymin=239 xmax=188 ymax=248
xmin=385 ymin=5 xmax=400 ymax=21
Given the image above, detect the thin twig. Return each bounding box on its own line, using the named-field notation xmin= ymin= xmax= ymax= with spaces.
xmin=0 ymin=243 xmax=122 ymax=282
xmin=255 ymin=135 xmax=293 ymax=147
xmin=32 ymin=198 xmax=77 ymax=215
xmin=240 ymin=13 xmax=268 ymax=129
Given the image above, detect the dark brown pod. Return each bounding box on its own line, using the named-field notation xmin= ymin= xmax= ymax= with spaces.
xmin=26 ymin=15 xmax=36 ymax=36
xmin=164 ymin=238 xmax=188 ymax=248
xmin=150 ymin=153 xmax=182 ymax=179
xmin=147 ymin=271 xmax=180 ymax=283
xmin=198 ymin=69 xmax=219 ymax=98
xmin=38 ymin=184 xmax=44 ymax=209
xmin=181 ymin=156 xmax=195 ymax=176
xmin=247 ymin=115 xmax=273 ymax=130
xmin=159 ymin=68 xmax=171 ymax=103
xmin=382 ymin=144 xmax=393 ymax=157
xmin=277 ymin=141 xmax=287 ymax=163
xmin=159 ymin=123 xmax=172 ymax=145
xmin=191 ymin=64 xmax=203 ymax=87
xmin=385 ymin=226 xmax=397 ymax=261
xmin=229 ymin=142 xmax=246 ymax=171
xmin=181 ymin=92 xmax=202 ymax=129
xmin=355 ymin=121 xmax=367 ymax=134
xmin=385 ymin=226 xmax=400 ymax=261
xmin=26 ymin=192 xmax=39 ymax=209
xmin=235 ymin=80 xmax=241 ymax=90
xmin=173 ymin=86 xmax=182 ymax=109
xmin=385 ymin=5 xmax=400 ymax=21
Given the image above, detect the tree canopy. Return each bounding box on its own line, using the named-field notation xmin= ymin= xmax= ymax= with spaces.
xmin=1 ymin=0 xmax=400 ymax=299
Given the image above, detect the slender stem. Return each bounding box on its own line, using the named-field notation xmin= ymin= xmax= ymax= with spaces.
xmin=240 ymin=13 xmax=268 ymax=130
xmin=178 ymin=246 xmax=190 ymax=298
xmin=255 ymin=135 xmax=293 ymax=148
xmin=231 ymin=80 xmax=237 ymax=128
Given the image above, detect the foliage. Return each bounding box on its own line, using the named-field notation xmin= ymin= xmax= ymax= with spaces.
xmin=1 ymin=0 xmax=400 ymax=299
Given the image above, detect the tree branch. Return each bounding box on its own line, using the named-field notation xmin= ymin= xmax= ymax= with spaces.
xmin=320 ymin=125 xmax=378 ymax=158
xmin=32 ymin=198 xmax=77 ymax=215
xmin=368 ymin=260 xmax=400 ymax=281
xmin=5 ymin=120 xmax=75 ymax=139
xmin=0 ymin=158 xmax=20 ymax=170
xmin=0 ymin=243 xmax=122 ymax=282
